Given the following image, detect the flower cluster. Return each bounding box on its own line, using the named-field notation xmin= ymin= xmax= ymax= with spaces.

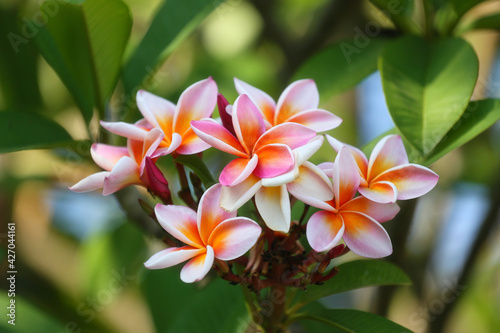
xmin=71 ymin=77 xmax=438 ymax=283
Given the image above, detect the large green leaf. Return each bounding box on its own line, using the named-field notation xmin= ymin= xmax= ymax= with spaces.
xmin=379 ymin=36 xmax=478 ymax=156
xmin=297 ymin=302 xmax=412 ymax=333
xmin=293 ymin=38 xmax=388 ymax=97
xmin=142 ymin=268 xmax=248 ymax=333
xmin=0 ymin=7 xmax=42 ymax=111
xmin=455 ymin=13 xmax=500 ymax=35
xmin=122 ymin=0 xmax=214 ymax=96
xmin=295 ymin=260 xmax=411 ymax=306
xmin=369 ymin=0 xmax=421 ymax=35
xmin=0 ymin=111 xmax=73 ymax=153
xmin=36 ymin=0 xmax=132 ymax=123
xmin=425 ymin=99 xmax=500 ymax=165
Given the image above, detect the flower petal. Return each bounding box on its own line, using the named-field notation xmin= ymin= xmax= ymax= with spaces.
xmin=261 ymin=167 xmax=299 ymax=187
xmin=232 ymin=94 xmax=266 ymax=154
xmin=173 ymin=77 xmax=217 ymax=136
xmin=90 ymin=143 xmax=129 ymax=171
xmin=294 ymin=135 xmax=324 ymax=166
xmin=197 ymin=184 xmax=237 ymax=244
xmin=255 ymin=185 xmax=291 ymax=232
xmin=358 ymin=181 xmax=398 ymax=204
xmin=154 ymin=204 xmax=204 ymax=247
xmin=191 ymin=119 xmax=247 ymax=157
xmin=208 ymin=217 xmax=261 ymax=260
xmin=287 ymin=162 xmax=334 ymax=211
xmin=275 ymin=79 xmax=319 ymax=125
xmin=136 ymin=89 xmax=176 ymax=135
xmin=220 ymin=175 xmax=262 ymax=211
xmin=254 ymin=122 xmax=316 ymax=151
xmin=234 ymin=78 xmax=276 ymax=127
xmin=306 ymin=210 xmax=345 ymax=252
xmin=151 ymin=132 xmax=183 ymax=157
xmin=333 ymin=147 xmax=360 ymax=208
xmin=102 ymin=156 xmax=141 ymax=195
xmin=180 ymin=246 xmax=214 ymax=283
xmin=69 ymin=171 xmax=109 ymax=192
xmin=176 ymin=127 xmax=211 ymax=155
xmin=100 ymin=121 xmax=148 ymax=141
xmin=373 ymin=164 xmax=439 ymax=200
xmin=326 ymin=135 xmax=368 ymax=178
xmin=138 ymin=128 xmax=165 ymax=174
xmin=254 ymin=144 xmax=294 ymax=179
xmin=220 ymin=155 xmax=259 ymax=186
xmin=217 ymin=93 xmax=236 ymax=136
xmin=286 ymin=109 xmax=342 ymax=132
xmin=318 ymin=162 xmax=334 ymax=178
xmin=341 ymin=212 xmax=392 ymax=258
xmin=144 ymin=246 xmax=203 ymax=269
xmin=368 ymin=135 xmax=409 ymax=181
xmin=341 ymin=196 xmax=400 ymax=223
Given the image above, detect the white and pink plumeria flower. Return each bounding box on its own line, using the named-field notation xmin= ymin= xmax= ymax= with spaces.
xmin=324 ymin=134 xmax=439 ymax=204
xmin=70 ymin=128 xmax=164 ymax=195
xmin=144 ymin=184 xmax=261 ymax=283
xmin=191 ymin=94 xmax=322 ymax=232
xmin=288 ymin=147 xmax=400 ymax=258
xmin=101 ymin=77 xmax=217 ymax=156
xmin=234 ymin=78 xmax=342 ymax=132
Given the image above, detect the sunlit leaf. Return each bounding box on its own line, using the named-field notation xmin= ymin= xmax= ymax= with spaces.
xmin=0 ymin=111 xmax=73 ymax=153
xmin=295 ymin=260 xmax=411 ymax=306
xmin=379 ymin=36 xmax=478 ymax=156
xmin=297 ymin=302 xmax=412 ymax=332
xmin=434 ymin=0 xmax=488 ymax=34
xmin=369 ymin=0 xmax=421 ymax=34
xmin=426 ymin=99 xmax=500 ymax=165
xmin=293 ymin=38 xmax=388 ymax=97
xmin=455 ymin=13 xmax=500 ymax=35
xmin=122 ymin=0 xmax=214 ymax=96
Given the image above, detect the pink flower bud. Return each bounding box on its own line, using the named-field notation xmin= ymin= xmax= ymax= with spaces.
xmin=142 ymin=157 xmax=172 ymax=204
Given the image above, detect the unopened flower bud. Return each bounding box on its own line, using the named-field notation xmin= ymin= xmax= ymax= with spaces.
xmin=141 ymin=157 xmax=172 ymax=204
xmin=217 ymin=93 xmax=236 ymax=136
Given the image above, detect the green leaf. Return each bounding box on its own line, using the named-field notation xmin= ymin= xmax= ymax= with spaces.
xmin=434 ymin=0 xmax=487 ymax=34
xmin=122 ymin=0 xmax=214 ymax=95
xmin=297 ymin=302 xmax=412 ymax=333
xmin=425 ymin=99 xmax=500 ymax=165
xmin=295 ymin=260 xmax=411 ymax=306
xmin=369 ymin=0 xmax=421 ymax=35
xmin=0 ymin=7 xmax=42 ymax=111
xmin=175 ymin=154 xmax=216 ymax=188
xmin=293 ymin=38 xmax=388 ymax=98
xmin=0 ymin=111 xmax=73 ymax=153
xmin=142 ymin=269 xmax=248 ymax=333
xmin=379 ymin=36 xmax=478 ymax=156
xmin=36 ymin=0 xmax=132 ymax=123
xmin=455 ymin=13 xmax=500 ymax=35
xmin=362 ymin=128 xmax=425 ymax=164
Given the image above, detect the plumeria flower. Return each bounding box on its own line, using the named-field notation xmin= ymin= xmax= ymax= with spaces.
xmin=191 ymin=94 xmax=318 ymax=232
xmin=101 ymin=77 xmax=217 ymax=156
xmin=234 ymin=78 xmax=342 ymax=132
xmin=288 ymin=147 xmax=400 ymax=258
xmin=218 ymin=135 xmax=326 ymax=232
xmin=70 ymin=128 xmax=165 ymax=195
xmin=324 ymin=134 xmax=439 ymax=204
xmin=144 ymin=184 xmax=261 ymax=283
